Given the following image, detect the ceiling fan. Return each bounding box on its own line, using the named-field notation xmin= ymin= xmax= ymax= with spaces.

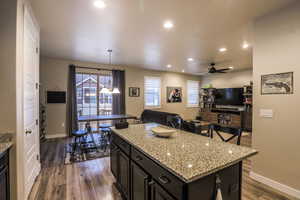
xmin=195 ymin=62 xmax=233 ymax=75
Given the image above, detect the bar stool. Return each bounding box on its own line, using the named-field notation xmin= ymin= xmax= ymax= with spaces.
xmin=71 ymin=129 xmax=88 ymax=156
xmin=85 ymin=123 xmax=100 ymax=151
xmin=98 ymin=123 xmax=112 ymax=129
xmin=99 ymin=123 xmax=112 ymax=151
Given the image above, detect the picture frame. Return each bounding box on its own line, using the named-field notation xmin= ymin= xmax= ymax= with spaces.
xmin=261 ymin=72 xmax=293 ymax=95
xmin=129 ymin=87 xmax=140 ymax=97
xmin=167 ymin=87 xmax=182 ymax=103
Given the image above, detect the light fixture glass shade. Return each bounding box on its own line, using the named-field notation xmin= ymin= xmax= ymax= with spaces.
xmin=100 ymin=87 xmax=111 ymax=94
xmin=112 ymin=87 xmax=120 ymax=94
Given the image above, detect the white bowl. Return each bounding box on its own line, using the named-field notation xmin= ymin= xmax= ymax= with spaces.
xmin=151 ymin=126 xmax=176 ymax=138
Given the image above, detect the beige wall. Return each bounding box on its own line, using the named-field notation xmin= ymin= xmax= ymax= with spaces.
xmin=252 ymin=2 xmax=300 ymax=191
xmin=200 ymin=69 xmax=252 ymax=88
xmin=0 ymin=0 xmax=17 ymax=133
xmin=0 ymin=1 xmax=18 ymax=200
xmin=40 ymin=57 xmax=201 ymax=136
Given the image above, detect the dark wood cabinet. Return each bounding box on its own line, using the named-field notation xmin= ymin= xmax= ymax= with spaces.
xmin=0 ymin=151 xmax=9 ymax=200
xmin=131 ymin=162 xmax=150 ymax=200
xmin=110 ymin=143 xmax=118 ymax=179
xmin=110 ymin=139 xmax=130 ymax=199
xmin=111 ymin=132 xmax=242 ymax=200
xmin=119 ymin=150 xmax=130 ymax=198
xmin=150 ymin=181 xmax=175 ymax=200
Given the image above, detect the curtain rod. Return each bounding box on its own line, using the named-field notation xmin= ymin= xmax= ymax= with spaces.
xmin=74 ymin=65 xmax=124 ymax=72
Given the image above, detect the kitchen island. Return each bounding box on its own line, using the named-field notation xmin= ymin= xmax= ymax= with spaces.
xmin=0 ymin=133 xmax=13 ymax=200
xmin=110 ymin=123 xmax=257 ymax=200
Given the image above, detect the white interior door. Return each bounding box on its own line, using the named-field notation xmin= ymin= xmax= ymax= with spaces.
xmin=23 ymin=7 xmax=40 ymax=199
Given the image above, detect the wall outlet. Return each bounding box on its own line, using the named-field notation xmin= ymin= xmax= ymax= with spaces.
xmin=260 ymin=109 xmax=273 ymax=118
xmin=62 ymin=122 xmax=65 ymax=127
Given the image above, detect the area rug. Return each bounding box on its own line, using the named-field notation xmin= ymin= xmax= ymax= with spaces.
xmin=64 ymin=135 xmax=110 ymax=164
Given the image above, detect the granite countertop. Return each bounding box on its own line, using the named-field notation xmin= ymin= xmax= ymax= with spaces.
xmin=112 ymin=123 xmax=257 ymax=183
xmin=0 ymin=133 xmax=13 ymax=154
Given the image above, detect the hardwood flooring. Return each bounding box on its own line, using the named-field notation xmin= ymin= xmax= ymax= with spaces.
xmin=28 ymin=135 xmax=298 ymax=200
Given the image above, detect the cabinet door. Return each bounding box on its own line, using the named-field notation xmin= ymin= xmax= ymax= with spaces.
xmin=0 ymin=167 xmax=9 ymax=200
xmin=110 ymin=143 xmax=119 ymax=179
xmin=151 ymin=181 xmax=175 ymax=200
xmin=131 ymin=162 xmax=150 ymax=200
xmin=119 ymin=151 xmax=130 ymax=199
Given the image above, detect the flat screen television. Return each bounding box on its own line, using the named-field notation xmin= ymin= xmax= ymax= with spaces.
xmin=47 ymin=91 xmax=66 ymax=104
xmin=214 ymin=88 xmax=244 ymax=106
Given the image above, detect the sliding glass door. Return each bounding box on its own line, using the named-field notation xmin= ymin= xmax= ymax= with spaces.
xmin=76 ymin=71 xmax=112 ymax=129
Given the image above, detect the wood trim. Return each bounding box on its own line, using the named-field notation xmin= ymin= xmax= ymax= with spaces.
xmin=249 ymin=171 xmax=300 ymax=199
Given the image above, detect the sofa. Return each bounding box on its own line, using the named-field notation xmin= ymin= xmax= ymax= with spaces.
xmin=140 ymin=109 xmax=182 ymax=128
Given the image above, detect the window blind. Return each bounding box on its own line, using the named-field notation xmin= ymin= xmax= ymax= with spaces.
xmin=187 ymin=80 xmax=199 ymax=107
xmin=144 ymin=76 xmax=161 ymax=107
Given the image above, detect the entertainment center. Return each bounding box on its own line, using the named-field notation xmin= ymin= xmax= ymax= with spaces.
xmin=198 ymin=84 xmax=252 ymax=132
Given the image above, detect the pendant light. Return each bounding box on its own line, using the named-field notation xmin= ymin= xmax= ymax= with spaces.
xmin=100 ymin=87 xmax=110 ymax=94
xmin=100 ymin=49 xmax=112 ymax=94
xmin=108 ymin=49 xmax=120 ymax=94
xmin=100 ymin=71 xmax=111 ymax=94
xmin=112 ymin=88 xmax=120 ymax=94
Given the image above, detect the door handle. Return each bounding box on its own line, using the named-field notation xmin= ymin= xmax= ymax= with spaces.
xmin=25 ymin=130 xmax=32 ymax=135
xmin=135 ymin=155 xmax=143 ymax=161
xmin=158 ymin=176 xmax=170 ymax=184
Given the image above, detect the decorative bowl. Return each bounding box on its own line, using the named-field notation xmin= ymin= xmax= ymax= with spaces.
xmin=151 ymin=126 xmax=176 ymax=138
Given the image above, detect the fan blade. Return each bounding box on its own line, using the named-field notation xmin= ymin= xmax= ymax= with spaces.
xmin=194 ymin=72 xmax=209 ymax=76
xmin=216 ymin=68 xmax=230 ymax=72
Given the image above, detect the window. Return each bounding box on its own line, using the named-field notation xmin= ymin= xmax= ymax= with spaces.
xmin=83 ymin=87 xmax=97 ymax=104
xmin=76 ymin=72 xmax=112 ymax=117
xmin=144 ymin=76 xmax=161 ymax=108
xmin=187 ymin=80 xmax=199 ymax=107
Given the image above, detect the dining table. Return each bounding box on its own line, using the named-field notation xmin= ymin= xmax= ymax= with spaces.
xmin=76 ymin=114 xmax=137 ymax=153
xmin=78 ymin=114 xmax=137 ymax=122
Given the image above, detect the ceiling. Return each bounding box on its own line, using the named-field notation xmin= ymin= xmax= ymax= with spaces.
xmin=30 ymin=0 xmax=296 ymax=74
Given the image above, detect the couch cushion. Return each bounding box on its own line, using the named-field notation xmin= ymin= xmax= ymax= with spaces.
xmin=141 ymin=110 xmax=179 ymax=126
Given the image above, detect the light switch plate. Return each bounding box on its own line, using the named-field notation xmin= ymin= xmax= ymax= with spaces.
xmin=260 ymin=109 xmax=273 ymax=118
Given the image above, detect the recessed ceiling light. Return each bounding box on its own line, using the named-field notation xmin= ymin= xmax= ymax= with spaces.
xmin=242 ymin=43 xmax=250 ymax=49
xmin=94 ymin=0 xmax=106 ymax=8
xmin=166 ymin=64 xmax=172 ymax=68
xmin=229 ymin=66 xmax=234 ymax=69
xmin=187 ymin=58 xmax=194 ymax=62
xmin=219 ymin=48 xmax=227 ymax=52
xmin=163 ymin=21 xmax=174 ymax=29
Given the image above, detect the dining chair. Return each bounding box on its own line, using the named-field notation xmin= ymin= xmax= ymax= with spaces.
xmin=209 ymin=124 xmax=243 ymax=145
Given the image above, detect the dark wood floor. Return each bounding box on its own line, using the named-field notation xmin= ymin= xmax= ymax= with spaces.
xmin=28 ymin=135 xmax=298 ymax=200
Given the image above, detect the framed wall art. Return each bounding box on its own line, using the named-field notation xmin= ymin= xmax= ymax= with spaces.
xmin=129 ymin=87 xmax=140 ymax=97
xmin=261 ymin=72 xmax=293 ymax=95
xmin=167 ymin=87 xmax=182 ymax=103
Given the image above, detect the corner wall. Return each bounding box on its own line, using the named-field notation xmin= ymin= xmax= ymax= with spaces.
xmin=0 ymin=0 xmax=17 ymax=133
xmin=252 ymin=1 xmax=300 ymax=193
xmin=40 ymin=57 xmax=201 ymax=137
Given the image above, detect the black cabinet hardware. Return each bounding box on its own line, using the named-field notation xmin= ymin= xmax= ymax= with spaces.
xmin=158 ymin=176 xmax=170 ymax=184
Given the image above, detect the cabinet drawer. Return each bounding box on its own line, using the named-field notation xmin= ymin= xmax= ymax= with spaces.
xmin=132 ymin=147 xmax=184 ymax=200
xmin=112 ymin=133 xmax=131 ymax=156
xmin=0 ymin=151 xmax=8 ymax=172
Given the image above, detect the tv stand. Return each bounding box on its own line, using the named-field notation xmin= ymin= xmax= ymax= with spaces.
xmin=199 ymin=85 xmax=253 ymax=132
xmin=211 ymin=108 xmax=242 ymax=115
xmin=215 ymin=105 xmax=244 ymax=111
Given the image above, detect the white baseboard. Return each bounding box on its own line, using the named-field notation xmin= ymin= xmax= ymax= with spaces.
xmin=250 ymin=171 xmax=300 ymax=199
xmin=45 ymin=133 xmax=67 ymax=139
